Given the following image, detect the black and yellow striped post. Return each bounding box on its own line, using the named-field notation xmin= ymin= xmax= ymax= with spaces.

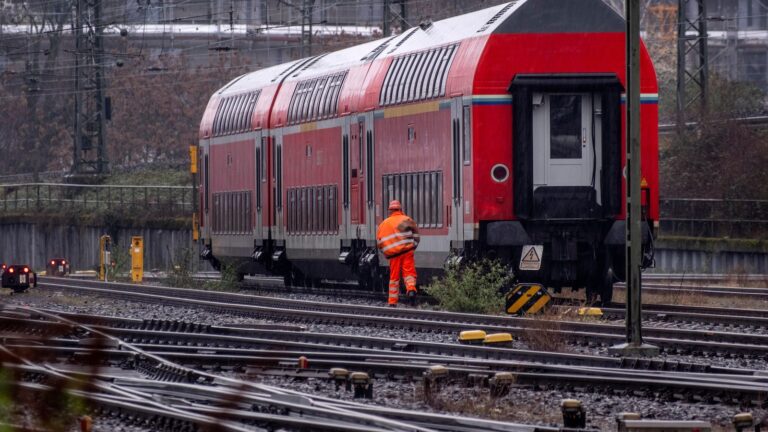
xmin=505 ymin=283 xmax=551 ymax=315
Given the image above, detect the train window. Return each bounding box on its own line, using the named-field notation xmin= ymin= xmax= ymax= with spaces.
xmin=380 ymin=59 xmax=396 ymax=105
xmin=233 ymin=95 xmax=246 ymax=133
xmin=212 ymin=101 xmax=223 ymax=136
xmin=410 ymin=52 xmax=428 ymax=100
xmin=241 ymin=94 xmax=252 ymax=132
xmin=398 ymin=55 xmax=417 ymax=104
xmin=224 ymin=96 xmax=238 ymax=135
xmin=550 ymin=95 xmax=582 ymax=159
xmin=217 ymin=98 xmax=231 ymax=136
xmin=417 ymin=50 xmax=436 ymax=100
xmin=463 ymin=105 xmax=471 ymax=164
xmin=307 ymin=79 xmax=322 ymax=121
xmin=343 ymin=135 xmax=349 ymax=208
xmin=439 ymin=46 xmax=456 ymax=98
xmin=219 ymin=98 xmax=233 ymax=135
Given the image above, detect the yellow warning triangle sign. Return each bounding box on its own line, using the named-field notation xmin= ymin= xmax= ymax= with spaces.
xmin=522 ymin=247 xmax=540 ymax=263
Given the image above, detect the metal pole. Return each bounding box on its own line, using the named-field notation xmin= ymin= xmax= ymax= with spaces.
xmin=609 ymin=0 xmax=659 ymax=358
xmin=383 ymin=0 xmax=390 ymax=36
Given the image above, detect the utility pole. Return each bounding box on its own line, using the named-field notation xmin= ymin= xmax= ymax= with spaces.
xmin=608 ymin=0 xmax=659 ymax=358
xmin=676 ymin=0 xmax=708 ymax=130
xmin=383 ymin=0 xmax=408 ymax=36
xmin=301 ymin=0 xmax=314 ymax=58
xmin=72 ymin=0 xmax=109 ymax=176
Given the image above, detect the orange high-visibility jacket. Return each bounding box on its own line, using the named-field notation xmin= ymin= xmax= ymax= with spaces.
xmin=376 ymin=211 xmax=420 ymax=259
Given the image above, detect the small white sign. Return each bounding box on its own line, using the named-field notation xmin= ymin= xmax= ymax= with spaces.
xmin=19 ymin=275 xmax=27 ymax=284
xmin=519 ymin=245 xmax=543 ymax=271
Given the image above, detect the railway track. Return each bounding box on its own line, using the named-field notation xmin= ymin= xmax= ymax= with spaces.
xmin=35 ymin=277 xmax=768 ymax=358
xmin=3 ymin=306 xmax=768 ymax=410
xmin=1 ymin=306 xmax=559 ymax=432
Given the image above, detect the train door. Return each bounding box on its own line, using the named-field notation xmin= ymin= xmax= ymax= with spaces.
xmin=201 ymin=138 xmax=210 ymax=241
xmin=532 ymin=93 xmax=602 ymax=202
xmin=342 ymin=116 xmax=365 ymax=238
xmin=450 ymin=97 xmax=465 ymax=245
xmin=363 ymin=111 xmax=376 ymax=242
xmin=272 ymin=131 xmax=285 ymax=240
xmin=253 ymin=131 xmax=264 ymax=240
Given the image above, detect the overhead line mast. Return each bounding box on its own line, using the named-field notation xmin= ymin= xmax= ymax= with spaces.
xmin=72 ymin=0 xmax=109 ymax=176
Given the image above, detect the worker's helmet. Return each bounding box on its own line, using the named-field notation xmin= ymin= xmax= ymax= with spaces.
xmin=388 ymin=200 xmax=402 ymax=211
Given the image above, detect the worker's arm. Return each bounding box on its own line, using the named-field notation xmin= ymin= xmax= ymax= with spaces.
xmin=409 ymin=219 xmax=420 ymax=247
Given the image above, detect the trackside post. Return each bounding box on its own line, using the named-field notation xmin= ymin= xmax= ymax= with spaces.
xmin=609 ymin=0 xmax=659 ymax=357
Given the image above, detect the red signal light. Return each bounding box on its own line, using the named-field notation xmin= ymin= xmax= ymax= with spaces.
xmin=23 ymin=267 xmax=29 ymax=273
xmin=51 ymin=260 xmax=56 ymax=265
xmin=62 ymin=260 xmax=66 ymax=265
xmin=8 ymin=268 xmax=14 ymax=273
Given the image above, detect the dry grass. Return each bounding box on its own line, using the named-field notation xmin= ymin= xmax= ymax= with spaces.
xmin=517 ymin=309 xmax=572 ymax=353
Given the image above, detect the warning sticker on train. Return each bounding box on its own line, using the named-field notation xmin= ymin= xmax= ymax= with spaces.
xmin=519 ymin=245 xmax=543 ymax=271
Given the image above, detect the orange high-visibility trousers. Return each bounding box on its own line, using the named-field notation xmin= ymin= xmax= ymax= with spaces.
xmin=387 ymin=250 xmax=417 ymax=305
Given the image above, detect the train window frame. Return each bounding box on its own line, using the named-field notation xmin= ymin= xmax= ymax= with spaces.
xmin=462 ymin=105 xmax=471 ymax=165
xmin=307 ymin=79 xmax=323 ymax=121
xmin=212 ymin=101 xmax=223 ymax=136
xmin=204 ymin=154 xmax=209 ymax=211
xmin=388 ymin=57 xmax=406 ymax=105
xmin=423 ymin=49 xmax=442 ymax=100
xmin=380 ymin=58 xmax=396 ymax=105
xmin=219 ymin=97 xmax=233 ymax=135
xmin=233 ymin=95 xmax=246 ymax=133
xmin=398 ymin=55 xmax=417 ymax=104
xmin=226 ymin=96 xmax=240 ymax=134
xmin=342 ymin=134 xmax=350 ymax=208
xmin=407 ymin=52 xmax=425 ymax=101
xmin=416 ymin=50 xmax=436 ymax=100
xmin=366 ymin=130 xmax=374 ymax=206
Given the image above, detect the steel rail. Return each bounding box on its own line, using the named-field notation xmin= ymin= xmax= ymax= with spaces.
xmin=4 ymin=306 xmax=566 ymax=432
xmin=35 ymin=278 xmax=768 ymax=357
xmin=5 ymin=309 xmax=768 ymax=409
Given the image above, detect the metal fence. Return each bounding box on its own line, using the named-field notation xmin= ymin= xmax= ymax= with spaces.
xmin=0 ymin=183 xmax=194 ymax=218
xmin=660 ymin=198 xmax=768 ymax=239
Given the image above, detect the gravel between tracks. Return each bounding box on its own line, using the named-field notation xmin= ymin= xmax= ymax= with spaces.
xmin=2 ymin=287 xmax=766 ymax=431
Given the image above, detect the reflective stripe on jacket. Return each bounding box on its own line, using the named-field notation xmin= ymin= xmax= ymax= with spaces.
xmin=376 ymin=211 xmax=419 ymax=259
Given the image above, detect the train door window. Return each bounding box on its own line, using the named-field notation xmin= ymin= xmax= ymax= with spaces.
xmin=276 ymin=144 xmax=283 ymax=210
xmin=319 ymin=187 xmax=326 ymax=233
xmin=314 ymin=187 xmax=320 ymax=233
xmin=256 ymin=147 xmax=262 ymax=210
xmin=204 ymin=155 xmax=209 ymax=211
xmin=329 ymin=186 xmax=336 ymax=232
xmin=550 ymin=95 xmax=582 ymax=159
xmin=452 ymin=119 xmax=461 ymax=200
xmin=343 ymin=135 xmax=349 ymax=208
xmin=366 ymin=131 xmax=374 ymax=206
xmin=462 ymin=106 xmax=471 ymax=164
xmin=436 ymin=171 xmax=443 ymax=226
xmin=358 ymin=122 xmax=364 ymax=171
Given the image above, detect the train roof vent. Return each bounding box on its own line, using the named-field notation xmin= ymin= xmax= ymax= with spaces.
xmin=379 ymin=44 xmax=457 ymax=107
xmin=361 ymin=37 xmax=394 ymax=62
xmin=212 ymin=90 xmax=261 ymax=137
xmin=477 ymin=1 xmax=518 ymax=32
xmin=287 ymin=71 xmax=348 ymax=125
xmin=387 ymin=28 xmax=419 ymax=54
xmin=293 ymin=53 xmax=329 ymax=77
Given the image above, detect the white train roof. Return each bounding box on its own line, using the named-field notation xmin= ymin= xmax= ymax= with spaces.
xmin=213 ymin=0 xmax=624 ymax=95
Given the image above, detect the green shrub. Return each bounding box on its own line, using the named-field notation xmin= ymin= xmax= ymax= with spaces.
xmin=425 ymin=259 xmax=511 ymax=314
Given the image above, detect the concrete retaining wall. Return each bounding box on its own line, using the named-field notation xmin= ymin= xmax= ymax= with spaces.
xmin=0 ymin=223 xmax=194 ymax=272
xmin=1 ymin=221 xmax=766 ymax=275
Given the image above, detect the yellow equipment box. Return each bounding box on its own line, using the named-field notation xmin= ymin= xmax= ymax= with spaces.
xmin=130 ymin=236 xmax=144 ymax=283
xmin=505 ymin=283 xmax=551 ymax=315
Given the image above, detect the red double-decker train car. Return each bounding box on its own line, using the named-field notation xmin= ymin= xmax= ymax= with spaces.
xmin=198 ymin=0 xmax=659 ymax=302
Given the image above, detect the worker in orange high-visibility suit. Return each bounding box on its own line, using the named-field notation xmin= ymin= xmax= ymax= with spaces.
xmin=376 ymin=200 xmax=420 ymax=307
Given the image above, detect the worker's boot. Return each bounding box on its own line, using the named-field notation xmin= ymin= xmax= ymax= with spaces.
xmin=407 ymin=290 xmax=417 ymax=306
